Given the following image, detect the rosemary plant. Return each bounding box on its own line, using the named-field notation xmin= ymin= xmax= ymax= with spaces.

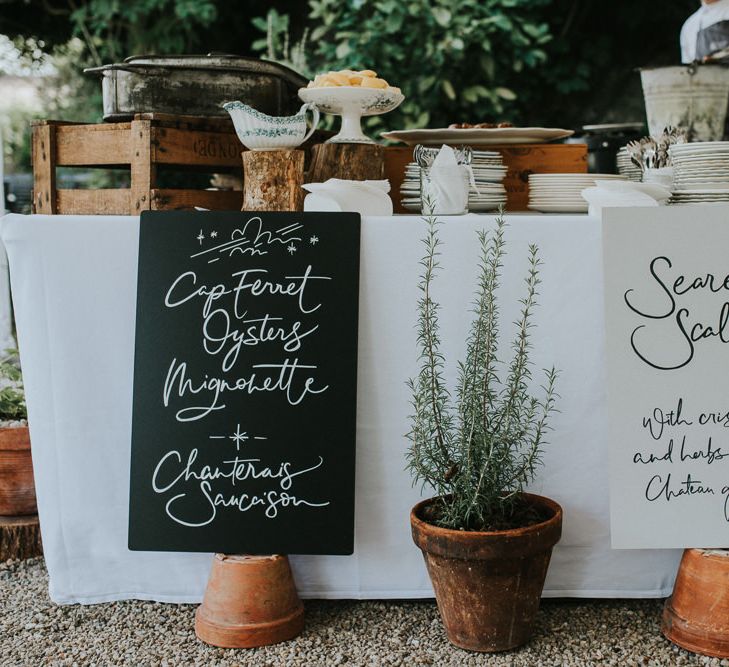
xmin=407 ymin=211 xmax=557 ymax=531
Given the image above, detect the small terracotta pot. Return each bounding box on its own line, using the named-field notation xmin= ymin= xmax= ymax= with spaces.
xmin=662 ymin=548 xmax=729 ymax=658
xmin=411 ymin=493 xmax=562 ymax=652
xmin=0 ymin=426 xmax=36 ymax=516
xmin=195 ymin=554 xmax=304 ymax=648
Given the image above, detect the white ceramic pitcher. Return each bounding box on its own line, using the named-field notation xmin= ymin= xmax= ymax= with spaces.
xmin=223 ymin=101 xmax=320 ymax=151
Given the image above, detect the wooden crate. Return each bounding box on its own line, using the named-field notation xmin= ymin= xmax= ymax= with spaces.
xmin=384 ymin=143 xmax=588 ymax=213
xmin=31 ymin=114 xmax=244 ymax=215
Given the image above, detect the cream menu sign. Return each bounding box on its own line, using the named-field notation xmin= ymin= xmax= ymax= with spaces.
xmin=604 ymin=205 xmax=729 ymax=549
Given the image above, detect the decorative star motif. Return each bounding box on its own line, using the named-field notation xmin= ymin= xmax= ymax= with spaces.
xmin=210 ymin=230 xmax=218 ymax=238
xmin=309 ymin=235 xmax=319 ymax=245
xmin=229 ymin=424 xmax=249 ymax=450
xmin=287 ymin=243 xmax=297 ymax=255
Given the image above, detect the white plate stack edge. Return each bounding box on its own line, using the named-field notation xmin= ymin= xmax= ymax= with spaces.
xmin=616 ymin=147 xmax=642 ymax=182
xmin=669 ymin=142 xmax=729 ymax=204
xmin=528 ymin=173 xmax=626 ymax=213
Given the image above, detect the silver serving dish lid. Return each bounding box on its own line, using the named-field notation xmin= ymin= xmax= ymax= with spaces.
xmin=86 ymin=53 xmax=307 ymax=86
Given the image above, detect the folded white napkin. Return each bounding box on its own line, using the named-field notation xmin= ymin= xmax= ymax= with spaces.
xmin=303 ymin=178 xmax=393 ymax=216
xmin=582 ymin=186 xmax=666 ymax=219
xmin=421 ymin=145 xmax=470 ymax=215
xmin=592 ymin=180 xmax=671 ymax=202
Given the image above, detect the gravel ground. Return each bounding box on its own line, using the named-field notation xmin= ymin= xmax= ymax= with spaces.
xmin=1 ymin=558 xmax=728 ymax=666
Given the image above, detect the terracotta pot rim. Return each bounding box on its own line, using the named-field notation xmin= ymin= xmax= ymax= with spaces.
xmin=410 ymin=492 xmax=562 ymax=561
xmin=215 ymin=553 xmax=283 ymax=563
xmin=411 ymin=492 xmax=562 ymax=538
xmin=663 ymin=602 xmax=729 ymax=657
xmin=196 ymin=602 xmax=304 ymax=634
xmin=195 ymin=605 xmax=304 ymax=649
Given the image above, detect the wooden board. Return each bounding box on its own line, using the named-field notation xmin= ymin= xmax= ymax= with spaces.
xmin=0 ymin=515 xmax=42 ymax=561
xmin=131 ymin=120 xmax=154 ymax=214
xmin=133 ymin=112 xmax=234 ymax=132
xmin=31 ymin=124 xmax=57 ymax=214
xmin=499 ymin=144 xmax=588 ymax=210
xmin=55 ymin=124 xmax=132 ymax=166
xmin=152 ymin=127 xmax=242 ymax=167
xmin=54 ymin=189 xmax=242 ymax=215
xmin=384 ymin=143 xmax=588 ymax=213
xmin=150 ymin=188 xmax=242 ymax=211
xmin=56 ymin=189 xmax=131 ymax=215
xmin=50 ymin=122 xmax=241 ymax=169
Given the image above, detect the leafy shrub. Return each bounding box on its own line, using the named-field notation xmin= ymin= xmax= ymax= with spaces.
xmin=251 ymin=8 xmax=312 ymax=77
xmin=253 ymin=0 xmax=553 ymax=131
xmin=69 ymin=0 xmax=218 ymax=65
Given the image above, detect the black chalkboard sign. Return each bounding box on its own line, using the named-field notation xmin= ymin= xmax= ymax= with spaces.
xmin=129 ymin=211 xmax=360 ymax=554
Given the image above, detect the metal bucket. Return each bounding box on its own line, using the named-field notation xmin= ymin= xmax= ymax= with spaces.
xmin=641 ymin=64 xmax=729 ymax=140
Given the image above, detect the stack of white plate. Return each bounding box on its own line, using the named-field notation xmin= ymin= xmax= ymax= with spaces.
xmin=400 ymin=150 xmax=508 ymax=212
xmin=617 ymin=147 xmax=642 ymax=182
xmin=669 ymin=142 xmax=729 ymax=204
xmin=528 ymin=173 xmax=627 ymax=213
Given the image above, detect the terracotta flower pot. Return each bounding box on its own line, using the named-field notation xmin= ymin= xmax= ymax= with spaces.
xmin=662 ymin=548 xmax=729 ymax=658
xmin=410 ymin=492 xmax=563 ymax=652
xmin=195 ymin=554 xmax=304 ymax=648
xmin=0 ymin=426 xmax=36 ymax=516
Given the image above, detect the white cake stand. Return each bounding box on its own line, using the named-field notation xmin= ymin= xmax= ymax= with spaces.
xmin=298 ymin=86 xmax=404 ymax=144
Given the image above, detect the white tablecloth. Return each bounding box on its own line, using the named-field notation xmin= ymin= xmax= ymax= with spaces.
xmin=1 ymin=212 xmax=682 ymax=604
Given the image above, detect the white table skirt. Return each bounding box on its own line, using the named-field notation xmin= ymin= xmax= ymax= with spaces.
xmin=1 ymin=212 xmax=682 ymax=605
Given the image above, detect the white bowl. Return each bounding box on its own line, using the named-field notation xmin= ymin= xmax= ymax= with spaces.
xmin=298 ymin=86 xmax=404 ymax=144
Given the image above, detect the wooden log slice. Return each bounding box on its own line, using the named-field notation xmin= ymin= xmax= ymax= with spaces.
xmin=308 ymin=143 xmax=385 ymax=183
xmin=0 ymin=514 xmax=42 ymax=561
xmin=242 ymin=150 xmax=305 ymax=212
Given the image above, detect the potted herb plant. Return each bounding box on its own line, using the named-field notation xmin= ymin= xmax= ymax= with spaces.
xmin=0 ymin=349 xmax=35 ymax=516
xmin=407 ymin=213 xmax=562 ymax=652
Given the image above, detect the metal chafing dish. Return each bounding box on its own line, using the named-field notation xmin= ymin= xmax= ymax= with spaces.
xmin=85 ymin=54 xmax=308 ymax=121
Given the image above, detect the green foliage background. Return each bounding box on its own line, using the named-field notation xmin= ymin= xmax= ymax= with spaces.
xmin=256 ymin=0 xmax=554 ymax=132
xmin=0 ymin=0 xmax=701 ymax=164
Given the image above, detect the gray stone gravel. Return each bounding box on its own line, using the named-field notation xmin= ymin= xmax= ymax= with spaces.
xmin=1 ymin=558 xmax=728 ymax=666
